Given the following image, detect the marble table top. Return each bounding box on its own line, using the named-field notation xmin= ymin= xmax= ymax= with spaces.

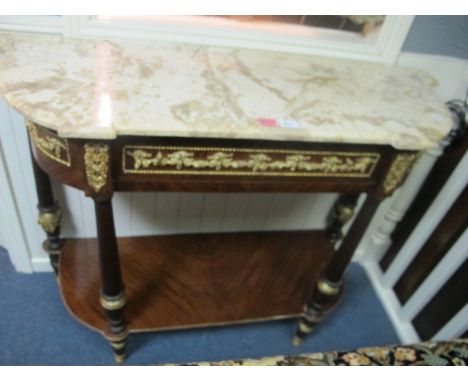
xmin=0 ymin=32 xmax=453 ymax=150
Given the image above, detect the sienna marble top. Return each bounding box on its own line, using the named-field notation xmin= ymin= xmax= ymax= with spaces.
xmin=0 ymin=32 xmax=453 ymax=150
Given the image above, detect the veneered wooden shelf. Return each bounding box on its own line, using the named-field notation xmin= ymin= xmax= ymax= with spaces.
xmin=59 ymin=231 xmax=333 ymax=338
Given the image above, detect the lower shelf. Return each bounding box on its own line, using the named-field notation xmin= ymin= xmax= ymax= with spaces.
xmin=59 ymin=231 xmax=334 ymax=337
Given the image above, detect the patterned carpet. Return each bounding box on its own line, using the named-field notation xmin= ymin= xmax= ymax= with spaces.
xmin=173 ymin=339 xmax=468 ymax=366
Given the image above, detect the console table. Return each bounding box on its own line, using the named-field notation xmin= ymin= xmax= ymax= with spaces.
xmin=0 ymin=32 xmax=452 ymax=363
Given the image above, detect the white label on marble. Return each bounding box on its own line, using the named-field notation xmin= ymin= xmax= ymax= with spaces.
xmin=279 ymin=119 xmax=300 ymax=129
xmin=430 ymin=113 xmax=448 ymax=122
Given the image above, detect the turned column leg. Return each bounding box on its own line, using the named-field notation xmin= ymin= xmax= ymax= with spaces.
xmin=94 ymin=197 xmax=128 ymax=364
xmin=29 ymin=144 xmax=63 ymax=275
xmin=293 ymin=194 xmax=380 ymax=346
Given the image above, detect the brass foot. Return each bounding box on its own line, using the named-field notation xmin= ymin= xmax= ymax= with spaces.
xmin=114 ymin=353 xmax=125 ymax=364
xmin=110 ymin=336 xmax=128 ymax=364
xmin=292 ymin=335 xmax=303 ymax=347
xmin=292 ymin=316 xmax=315 ymax=346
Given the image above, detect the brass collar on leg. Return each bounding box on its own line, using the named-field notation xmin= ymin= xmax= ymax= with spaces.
xmin=100 ymin=292 xmax=127 ymax=311
xmin=317 ymin=278 xmax=342 ymax=296
xmin=111 ymin=341 xmax=126 ymax=350
xmin=298 ymin=320 xmax=315 ymax=334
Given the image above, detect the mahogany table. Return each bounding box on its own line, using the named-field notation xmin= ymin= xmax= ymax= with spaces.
xmin=0 ymin=32 xmax=452 ymax=363
xmin=27 ymin=120 xmax=421 ymax=362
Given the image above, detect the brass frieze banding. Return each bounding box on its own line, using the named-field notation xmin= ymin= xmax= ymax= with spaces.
xmin=27 ymin=121 xmax=71 ymax=166
xmin=84 ymin=143 xmax=110 ymax=193
xmin=123 ymin=146 xmax=380 ymax=178
xmin=383 ymin=153 xmax=418 ymax=195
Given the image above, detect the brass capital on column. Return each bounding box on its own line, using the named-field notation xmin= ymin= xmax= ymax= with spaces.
xmin=335 ymin=203 xmax=355 ymax=224
xmin=38 ymin=207 xmax=62 ymax=234
xmin=383 ymin=153 xmax=419 ymax=195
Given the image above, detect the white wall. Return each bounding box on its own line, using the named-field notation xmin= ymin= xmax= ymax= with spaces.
xmin=0 ymin=134 xmax=33 ymax=272
xmin=0 ymin=99 xmax=44 ymax=272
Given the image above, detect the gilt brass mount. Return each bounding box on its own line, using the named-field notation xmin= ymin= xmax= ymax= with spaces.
xmin=84 ymin=143 xmax=110 ymax=193
xmin=383 ymin=153 xmax=418 ymax=195
xmin=38 ymin=207 xmax=62 ymax=234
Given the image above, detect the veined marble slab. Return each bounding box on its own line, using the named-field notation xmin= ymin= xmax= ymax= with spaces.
xmin=0 ymin=32 xmax=452 ymax=150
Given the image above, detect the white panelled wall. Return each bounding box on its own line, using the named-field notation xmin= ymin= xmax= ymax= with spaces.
xmin=0 ymin=45 xmax=467 ymax=343
xmin=58 ymin=189 xmax=337 ymax=240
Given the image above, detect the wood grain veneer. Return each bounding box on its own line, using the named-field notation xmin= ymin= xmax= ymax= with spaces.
xmin=59 ymin=231 xmax=333 ymax=338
